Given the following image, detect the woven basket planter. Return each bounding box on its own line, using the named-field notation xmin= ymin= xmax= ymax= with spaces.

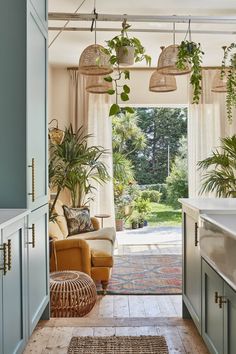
xmin=116 ymin=46 xmax=135 ymax=66
xmin=115 ymin=219 xmax=124 ymax=231
xmin=50 ymin=271 xmax=97 ymax=317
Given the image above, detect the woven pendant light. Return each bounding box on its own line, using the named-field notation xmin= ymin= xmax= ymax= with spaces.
xmin=79 ymin=8 xmax=113 ymax=76
xmin=86 ymin=75 xmax=113 ymax=94
xmin=157 ymin=22 xmax=191 ymax=76
xmin=211 ymin=70 xmax=228 ymax=92
xmin=79 ymin=44 xmax=113 ymax=76
xmin=149 ymin=71 xmax=177 ymax=92
xmin=157 ymin=44 xmax=191 ymax=76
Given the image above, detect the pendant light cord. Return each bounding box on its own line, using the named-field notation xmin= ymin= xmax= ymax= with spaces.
xmin=48 ymin=0 xmax=88 ymax=48
xmin=90 ymin=0 xmax=98 ymax=44
xmin=173 ymin=21 xmax=176 ymax=45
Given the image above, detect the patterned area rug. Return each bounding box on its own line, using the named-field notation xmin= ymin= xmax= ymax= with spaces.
xmin=68 ymin=336 xmax=169 ymax=354
xmin=97 ymin=255 xmax=182 ymax=295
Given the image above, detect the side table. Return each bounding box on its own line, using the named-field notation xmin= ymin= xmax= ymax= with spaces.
xmin=94 ymin=214 xmax=111 ymax=228
xmin=50 ymin=271 xmax=97 ymax=317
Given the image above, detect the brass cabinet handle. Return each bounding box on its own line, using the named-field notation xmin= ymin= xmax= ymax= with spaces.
xmin=0 ymin=243 xmax=8 ymax=275
xmin=28 ymin=158 xmax=35 ymax=202
xmin=7 ymin=239 xmax=11 ymax=271
xmin=215 ymin=291 xmax=219 ymax=303
xmin=219 ymin=296 xmax=227 ymax=309
xmin=27 ymin=224 xmax=36 ymax=248
xmin=194 ymin=223 xmax=199 ymax=246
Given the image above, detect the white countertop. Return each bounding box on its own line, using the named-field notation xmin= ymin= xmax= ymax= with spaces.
xmin=0 ymin=209 xmax=29 ymax=229
xmin=179 ymin=198 xmax=236 ymax=213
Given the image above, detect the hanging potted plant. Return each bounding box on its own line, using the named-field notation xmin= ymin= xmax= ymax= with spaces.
xmin=102 ymin=20 xmax=151 ymax=116
xmin=221 ymin=43 xmax=236 ymax=122
xmin=176 ymin=40 xmax=204 ymax=104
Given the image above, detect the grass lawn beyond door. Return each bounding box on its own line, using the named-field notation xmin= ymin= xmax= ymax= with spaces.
xmin=146 ymin=202 xmax=182 ymax=226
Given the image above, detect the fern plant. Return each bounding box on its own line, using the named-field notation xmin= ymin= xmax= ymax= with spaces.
xmin=198 ymin=135 xmax=236 ymax=197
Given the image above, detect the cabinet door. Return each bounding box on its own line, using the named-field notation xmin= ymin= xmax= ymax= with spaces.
xmin=27 ymin=204 xmax=49 ymax=335
xmin=30 ymin=0 xmax=47 ymax=27
xmin=202 ymin=259 xmax=224 ymax=354
xmin=0 ymin=231 xmax=3 ymax=354
xmin=224 ymin=283 xmax=236 ymax=354
xmin=183 ymin=212 xmax=201 ymax=331
xmin=2 ymin=219 xmax=26 ymax=354
xmin=27 ymin=4 xmax=48 ymax=210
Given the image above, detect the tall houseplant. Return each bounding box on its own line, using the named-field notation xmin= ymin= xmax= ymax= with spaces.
xmin=198 ymin=135 xmax=236 ymax=197
xmin=103 ymin=21 xmax=151 ymax=116
xmin=49 ymin=125 xmax=110 ymax=218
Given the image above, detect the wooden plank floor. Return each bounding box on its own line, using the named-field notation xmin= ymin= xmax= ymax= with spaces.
xmin=24 ymin=295 xmax=209 ymax=354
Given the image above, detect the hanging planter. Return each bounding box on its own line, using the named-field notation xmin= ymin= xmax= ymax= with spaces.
xmin=103 ymin=19 xmax=151 ymax=116
xmin=221 ymin=43 xmax=236 ymax=122
xmin=176 ymin=40 xmax=204 ymax=104
xmin=116 ymin=46 xmax=135 ymax=66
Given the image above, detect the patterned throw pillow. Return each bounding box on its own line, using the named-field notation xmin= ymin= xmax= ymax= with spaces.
xmin=63 ymin=205 xmax=94 ymax=236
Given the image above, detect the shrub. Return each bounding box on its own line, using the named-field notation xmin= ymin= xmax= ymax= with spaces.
xmin=141 ymin=190 xmax=161 ymax=203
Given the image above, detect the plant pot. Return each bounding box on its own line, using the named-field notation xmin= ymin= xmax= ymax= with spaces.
xmin=116 ymin=46 xmax=135 ymax=66
xmin=131 ymin=222 xmax=138 ymax=229
xmin=138 ymin=222 xmax=144 ymax=228
xmin=116 ymin=219 xmax=124 ymax=231
xmin=143 ymin=220 xmax=148 ymax=227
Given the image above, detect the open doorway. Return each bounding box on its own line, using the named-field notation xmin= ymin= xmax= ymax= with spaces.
xmin=105 ymin=106 xmax=188 ymax=295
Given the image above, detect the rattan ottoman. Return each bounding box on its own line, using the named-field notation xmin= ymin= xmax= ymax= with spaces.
xmin=50 ymin=270 xmax=97 ymax=317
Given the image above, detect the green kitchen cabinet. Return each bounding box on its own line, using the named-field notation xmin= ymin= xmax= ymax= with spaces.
xmin=1 ymin=217 xmax=27 ymax=354
xmin=0 ymin=0 xmax=48 ymax=210
xmin=223 ymin=283 xmax=236 ymax=354
xmin=27 ymin=205 xmax=49 ymax=335
xmin=202 ymin=259 xmax=224 ymax=354
xmin=202 ymin=259 xmax=236 ymax=354
xmin=182 ymin=206 xmax=201 ymax=332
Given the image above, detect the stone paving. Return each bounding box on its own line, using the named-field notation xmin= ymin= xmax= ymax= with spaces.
xmin=115 ymin=226 xmax=182 ymax=256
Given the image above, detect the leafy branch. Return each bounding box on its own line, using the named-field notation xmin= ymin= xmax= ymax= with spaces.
xmin=176 ymin=41 xmax=204 ymax=104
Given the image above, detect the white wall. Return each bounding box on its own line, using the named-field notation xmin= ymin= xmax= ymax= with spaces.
xmin=48 ymin=66 xmax=70 ymax=129
xmin=48 ymin=66 xmax=189 ymax=128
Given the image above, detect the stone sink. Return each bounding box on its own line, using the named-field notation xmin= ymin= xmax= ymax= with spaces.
xmin=200 ymin=213 xmax=236 ymax=291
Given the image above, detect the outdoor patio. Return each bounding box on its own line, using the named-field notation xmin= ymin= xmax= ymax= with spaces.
xmin=114 ymin=226 xmax=182 ymax=256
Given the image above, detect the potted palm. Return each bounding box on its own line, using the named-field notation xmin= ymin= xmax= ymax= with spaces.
xmin=49 ymin=125 xmax=110 ymax=218
xmin=198 ymin=135 xmax=236 ymax=197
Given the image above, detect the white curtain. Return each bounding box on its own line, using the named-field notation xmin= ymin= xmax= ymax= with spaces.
xmin=188 ymin=69 xmax=236 ymax=197
xmin=68 ymin=69 xmax=115 ymax=227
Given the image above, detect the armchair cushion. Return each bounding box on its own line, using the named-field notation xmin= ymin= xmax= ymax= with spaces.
xmin=68 ymin=227 xmax=116 ymax=244
xmin=63 ymin=205 xmax=94 ymax=236
xmin=86 ymin=239 xmax=113 ymax=268
xmin=53 ymin=200 xmax=69 ymax=237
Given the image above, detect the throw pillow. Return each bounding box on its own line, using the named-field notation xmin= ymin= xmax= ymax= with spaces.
xmin=63 ymin=205 xmax=94 ymax=236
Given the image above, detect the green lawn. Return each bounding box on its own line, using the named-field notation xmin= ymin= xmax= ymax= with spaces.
xmin=146 ymin=202 xmax=182 ymax=226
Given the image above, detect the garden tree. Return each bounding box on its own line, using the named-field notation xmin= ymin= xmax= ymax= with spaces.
xmin=128 ymin=107 xmax=187 ymax=184
xmin=112 ymin=111 xmax=146 ymax=155
xmin=166 ymin=137 xmax=188 ymax=208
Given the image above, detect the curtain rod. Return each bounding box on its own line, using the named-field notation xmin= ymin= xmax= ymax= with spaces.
xmin=66 ymin=66 xmax=224 ymax=71
xmin=49 ymin=27 xmax=236 ymax=35
xmin=49 ymin=13 xmax=236 ymax=24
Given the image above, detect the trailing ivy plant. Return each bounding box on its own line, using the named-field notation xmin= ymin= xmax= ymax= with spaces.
xmin=102 ymin=21 xmax=151 ymax=116
xmin=176 ymin=40 xmax=204 ymax=104
xmin=221 ymin=43 xmax=236 ymax=122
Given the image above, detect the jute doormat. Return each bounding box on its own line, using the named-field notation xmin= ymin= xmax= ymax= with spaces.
xmin=68 ymin=335 xmax=169 ymax=354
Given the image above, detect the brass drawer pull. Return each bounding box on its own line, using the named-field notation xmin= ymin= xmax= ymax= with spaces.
xmin=28 ymin=158 xmax=35 ymax=202
xmin=7 ymin=239 xmax=12 ymax=271
xmin=215 ymin=291 xmax=219 ymax=303
xmin=27 ymin=224 xmax=36 ymax=248
xmin=219 ymin=296 xmax=227 ymax=309
xmin=0 ymin=243 xmax=8 ymax=275
xmin=194 ymin=223 xmax=199 ymax=246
